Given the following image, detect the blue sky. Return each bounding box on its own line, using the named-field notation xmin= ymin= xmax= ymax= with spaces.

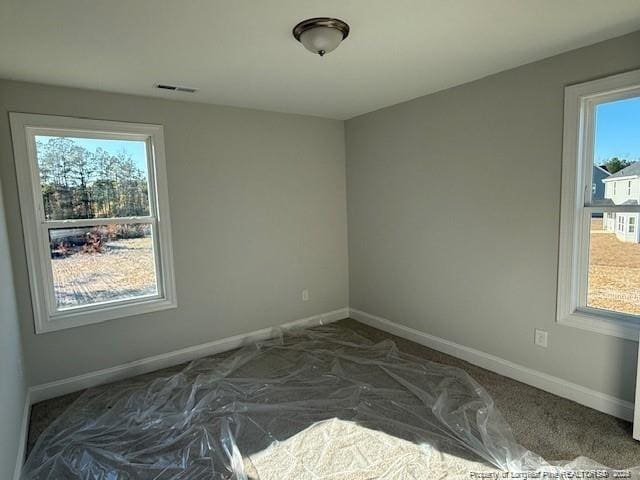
xmin=594 ymin=96 xmax=640 ymax=165
xmin=36 ymin=136 xmax=148 ymax=173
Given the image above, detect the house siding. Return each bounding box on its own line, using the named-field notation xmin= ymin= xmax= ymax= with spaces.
xmin=603 ymin=170 xmax=640 ymax=242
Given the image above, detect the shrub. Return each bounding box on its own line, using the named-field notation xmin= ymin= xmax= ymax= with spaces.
xmin=82 ymin=231 xmax=104 ymax=254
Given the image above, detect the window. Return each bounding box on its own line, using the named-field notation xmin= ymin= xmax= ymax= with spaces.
xmin=10 ymin=114 xmax=176 ymax=333
xmin=558 ymin=69 xmax=640 ymax=340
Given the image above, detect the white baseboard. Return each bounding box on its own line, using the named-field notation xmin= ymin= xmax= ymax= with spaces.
xmin=29 ymin=308 xmax=348 ymax=404
xmin=350 ymin=308 xmax=635 ymax=422
xmin=13 ymin=389 xmax=31 ymax=480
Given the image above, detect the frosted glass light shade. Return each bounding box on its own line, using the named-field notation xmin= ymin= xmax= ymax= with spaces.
xmin=299 ymin=26 xmax=344 ymax=56
xmin=293 ymin=18 xmax=350 ymax=57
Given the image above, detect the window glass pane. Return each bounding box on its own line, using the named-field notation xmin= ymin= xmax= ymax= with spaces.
xmin=587 ymin=212 xmax=640 ymax=315
xmin=592 ymin=96 xmax=640 ymax=206
xmin=49 ymin=224 xmax=158 ymax=309
xmin=35 ymin=136 xmax=150 ymax=220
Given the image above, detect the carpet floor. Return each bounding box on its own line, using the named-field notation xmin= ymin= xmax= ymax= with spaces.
xmin=26 ymin=318 xmax=640 ymax=470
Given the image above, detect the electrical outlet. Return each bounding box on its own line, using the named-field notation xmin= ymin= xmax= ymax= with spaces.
xmin=534 ymin=329 xmax=548 ymax=348
xmin=302 ymin=289 xmax=309 ymax=302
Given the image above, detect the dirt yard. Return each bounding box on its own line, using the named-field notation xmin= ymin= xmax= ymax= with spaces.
xmin=51 ymin=237 xmax=157 ymax=308
xmin=588 ymin=218 xmax=640 ymax=314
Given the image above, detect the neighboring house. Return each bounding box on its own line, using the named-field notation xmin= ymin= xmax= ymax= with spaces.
xmin=592 ymin=165 xmax=609 ymax=201
xmin=591 ymin=165 xmax=609 ymax=218
xmin=602 ymin=162 xmax=640 ymax=242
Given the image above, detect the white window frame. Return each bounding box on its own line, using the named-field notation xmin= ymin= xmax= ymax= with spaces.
xmin=558 ymin=69 xmax=640 ymax=341
xmin=10 ymin=113 xmax=177 ymax=334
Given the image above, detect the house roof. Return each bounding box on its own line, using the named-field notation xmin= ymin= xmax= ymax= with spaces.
xmin=603 ymin=162 xmax=640 ymax=180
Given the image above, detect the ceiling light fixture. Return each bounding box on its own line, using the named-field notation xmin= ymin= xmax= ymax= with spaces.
xmin=292 ymin=17 xmax=350 ymax=57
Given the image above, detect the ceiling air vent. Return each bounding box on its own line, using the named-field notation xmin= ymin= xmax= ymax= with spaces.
xmin=155 ymin=84 xmax=198 ymax=93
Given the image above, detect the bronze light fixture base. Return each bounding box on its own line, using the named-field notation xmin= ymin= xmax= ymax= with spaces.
xmin=292 ymin=17 xmax=350 ymax=56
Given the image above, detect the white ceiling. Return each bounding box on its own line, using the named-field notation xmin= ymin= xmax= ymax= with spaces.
xmin=1 ymin=1 xmax=640 ymax=119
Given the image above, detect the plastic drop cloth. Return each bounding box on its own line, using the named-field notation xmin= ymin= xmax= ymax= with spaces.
xmin=22 ymin=324 xmax=636 ymax=479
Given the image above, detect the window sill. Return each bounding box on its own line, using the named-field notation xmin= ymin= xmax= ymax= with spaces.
xmin=36 ymin=297 xmax=177 ymax=334
xmin=558 ymin=310 xmax=640 ymax=341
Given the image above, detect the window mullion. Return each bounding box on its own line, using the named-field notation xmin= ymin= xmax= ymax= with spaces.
xmin=43 ymin=216 xmax=155 ymax=229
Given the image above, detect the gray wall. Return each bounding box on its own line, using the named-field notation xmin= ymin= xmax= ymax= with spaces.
xmin=346 ymin=31 xmax=640 ymax=402
xmin=2 ymin=30 xmax=639 ymax=408
xmin=0 ymin=179 xmax=27 ymax=479
xmin=0 ymin=80 xmax=348 ymax=385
